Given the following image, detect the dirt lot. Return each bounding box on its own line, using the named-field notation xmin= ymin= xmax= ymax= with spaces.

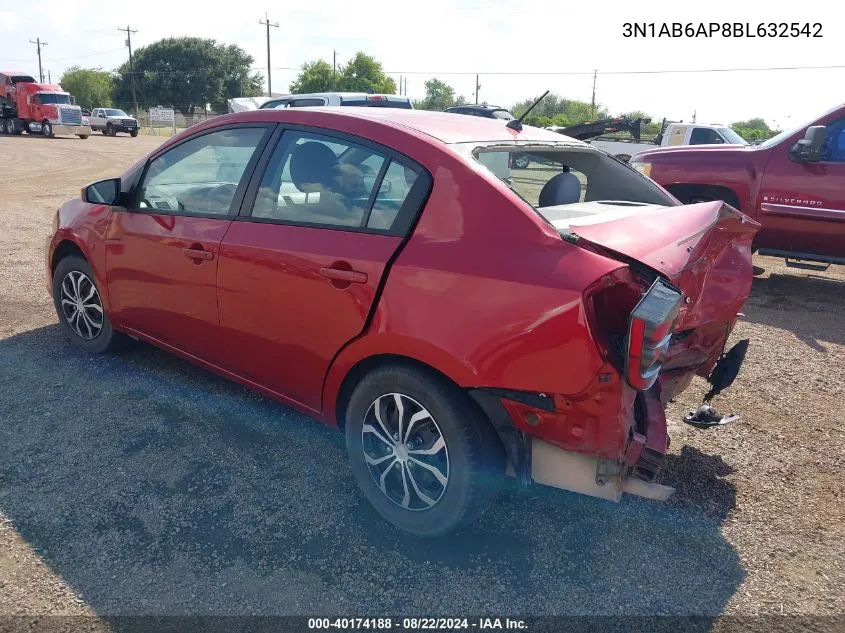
xmin=0 ymin=134 xmax=843 ymax=623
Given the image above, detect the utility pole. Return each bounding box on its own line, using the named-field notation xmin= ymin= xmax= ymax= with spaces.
xmin=590 ymin=69 xmax=597 ymax=119
xmin=475 ymin=74 xmax=480 ymax=104
xmin=259 ymin=13 xmax=279 ymax=96
xmin=118 ymin=25 xmax=138 ymax=116
xmin=47 ymin=69 xmax=51 ymax=83
xmin=692 ymin=110 xmax=697 ymax=123
xmin=332 ymin=49 xmax=337 ymax=88
xmin=29 ymin=38 xmax=47 ymax=83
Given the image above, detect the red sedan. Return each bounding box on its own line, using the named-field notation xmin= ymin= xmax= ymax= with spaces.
xmin=46 ymin=107 xmax=759 ymax=536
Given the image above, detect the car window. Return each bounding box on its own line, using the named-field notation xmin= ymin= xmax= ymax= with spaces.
xmin=689 ymin=127 xmax=724 ymax=145
xmin=467 ymin=145 xmax=674 ymax=213
xmin=823 ymin=118 xmax=845 ymax=162
xmin=136 ymin=127 xmax=267 ymax=216
xmin=366 ymin=161 xmax=419 ymax=230
xmin=251 ymin=131 xmax=416 ymax=231
xmin=290 ymin=98 xmax=326 ymax=107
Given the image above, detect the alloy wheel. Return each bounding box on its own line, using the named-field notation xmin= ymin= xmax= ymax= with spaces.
xmin=60 ymin=270 xmax=104 ymax=340
xmin=361 ymin=393 xmax=450 ymax=511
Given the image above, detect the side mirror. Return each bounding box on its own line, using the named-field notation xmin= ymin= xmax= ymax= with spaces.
xmin=81 ymin=178 xmax=121 ymax=205
xmin=790 ymin=125 xmax=826 ymax=162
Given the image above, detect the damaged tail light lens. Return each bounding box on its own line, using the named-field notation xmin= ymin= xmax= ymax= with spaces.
xmin=625 ymin=278 xmax=683 ymax=391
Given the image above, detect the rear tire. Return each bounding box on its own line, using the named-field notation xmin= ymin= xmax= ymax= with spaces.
xmin=344 ymin=364 xmax=505 ymax=537
xmin=52 ymin=255 xmax=126 ymax=354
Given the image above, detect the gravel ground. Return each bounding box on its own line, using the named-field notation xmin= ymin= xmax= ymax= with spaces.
xmin=0 ymin=134 xmax=843 ymax=623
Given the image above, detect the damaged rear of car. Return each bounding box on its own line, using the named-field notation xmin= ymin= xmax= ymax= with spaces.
xmin=454 ymin=140 xmax=760 ymax=504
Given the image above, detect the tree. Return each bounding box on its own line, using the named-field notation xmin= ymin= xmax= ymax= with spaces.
xmin=289 ymin=60 xmax=336 ymax=93
xmin=414 ymin=78 xmax=466 ymax=111
xmin=59 ymin=67 xmax=115 ymax=108
xmin=730 ymin=117 xmax=775 ymax=141
xmin=112 ymin=37 xmax=263 ymax=113
xmin=336 ymin=52 xmax=396 ymax=94
xmin=511 ymin=93 xmax=608 ymax=127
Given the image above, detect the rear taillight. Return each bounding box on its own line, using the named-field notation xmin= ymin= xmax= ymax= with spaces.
xmin=625 ymin=278 xmax=682 ymax=391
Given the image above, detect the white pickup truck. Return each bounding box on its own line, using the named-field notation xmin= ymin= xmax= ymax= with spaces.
xmin=565 ymin=122 xmax=748 ymax=162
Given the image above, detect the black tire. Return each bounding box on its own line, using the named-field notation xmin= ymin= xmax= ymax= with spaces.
xmin=107 ymin=123 xmax=116 ymax=137
xmin=344 ymin=364 xmax=505 ymax=537
xmin=42 ymin=120 xmax=53 ymax=138
xmin=1 ymin=118 xmax=9 ymax=134
xmin=129 ymin=129 xmax=138 ymax=138
xmin=78 ymin=134 xmax=89 ymax=140
xmin=52 ymin=255 xmax=126 ymax=354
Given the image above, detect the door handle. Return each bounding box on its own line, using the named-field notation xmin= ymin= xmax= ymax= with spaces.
xmin=183 ymin=247 xmax=214 ymax=261
xmin=319 ymin=267 xmax=367 ymax=284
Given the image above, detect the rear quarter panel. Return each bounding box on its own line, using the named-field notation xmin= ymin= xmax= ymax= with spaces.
xmin=323 ymin=145 xmax=625 ymax=423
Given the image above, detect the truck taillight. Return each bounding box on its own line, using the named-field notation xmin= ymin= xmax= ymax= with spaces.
xmin=625 ymin=278 xmax=682 ymax=391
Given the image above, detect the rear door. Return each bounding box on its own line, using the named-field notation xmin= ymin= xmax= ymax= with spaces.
xmin=216 ymin=127 xmax=430 ymax=412
xmin=105 ymin=124 xmax=273 ymax=358
xmin=90 ymin=109 xmax=104 ymax=129
xmin=756 ymin=115 xmax=845 ymax=259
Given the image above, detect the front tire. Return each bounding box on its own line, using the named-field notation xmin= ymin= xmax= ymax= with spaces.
xmin=344 ymin=364 xmax=505 ymax=537
xmin=107 ymin=123 xmax=116 ymax=137
xmin=129 ymin=129 xmax=138 ymax=138
xmin=42 ymin=120 xmax=53 ymax=138
xmin=52 ymin=255 xmax=125 ymax=354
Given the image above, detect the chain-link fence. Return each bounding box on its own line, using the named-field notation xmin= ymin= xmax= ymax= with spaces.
xmin=106 ymin=103 xmax=226 ymax=137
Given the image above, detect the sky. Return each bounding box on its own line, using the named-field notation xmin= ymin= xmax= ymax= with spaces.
xmin=0 ymin=0 xmax=841 ymax=129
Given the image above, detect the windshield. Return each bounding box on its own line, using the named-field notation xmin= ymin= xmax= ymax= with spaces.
xmin=491 ymin=110 xmax=515 ymax=120
xmin=718 ymin=127 xmax=748 ymax=145
xmin=757 ymin=115 xmax=819 ymax=150
xmin=37 ymin=93 xmax=71 ymax=105
xmin=340 ymin=98 xmax=412 ymax=108
xmin=454 ymin=142 xmax=677 ymax=227
xmin=105 ymin=109 xmax=128 ymax=117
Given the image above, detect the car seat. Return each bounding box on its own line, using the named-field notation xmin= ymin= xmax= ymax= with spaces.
xmin=538 ymin=168 xmax=582 ymax=207
xmin=290 ymin=141 xmax=340 ymax=192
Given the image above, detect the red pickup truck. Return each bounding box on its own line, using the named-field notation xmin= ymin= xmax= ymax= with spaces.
xmin=630 ymin=104 xmax=845 ymax=270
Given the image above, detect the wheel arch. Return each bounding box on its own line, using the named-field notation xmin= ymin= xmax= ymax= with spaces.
xmin=49 ymin=234 xmax=112 ymax=312
xmin=334 ymin=353 xmax=470 ymax=431
xmin=50 ymin=239 xmax=87 ymax=275
xmin=663 ymin=183 xmax=742 ymax=210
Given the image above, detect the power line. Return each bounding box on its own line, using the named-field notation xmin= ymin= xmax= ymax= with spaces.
xmin=0 ymin=48 xmax=125 ymax=63
xmin=269 ymin=63 xmax=845 ymax=76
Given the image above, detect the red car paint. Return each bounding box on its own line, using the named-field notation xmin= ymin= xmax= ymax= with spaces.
xmin=631 ymin=103 xmax=845 ymax=265
xmin=47 ymin=108 xmax=758 ymax=482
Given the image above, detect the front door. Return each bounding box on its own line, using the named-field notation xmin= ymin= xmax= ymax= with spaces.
xmin=216 ymin=128 xmax=428 ymax=412
xmin=105 ymin=124 xmax=273 ymax=358
xmin=756 ymin=115 xmax=845 ymax=259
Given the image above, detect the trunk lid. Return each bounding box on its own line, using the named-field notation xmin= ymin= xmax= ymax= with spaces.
xmin=551 ymin=200 xmax=760 ymax=329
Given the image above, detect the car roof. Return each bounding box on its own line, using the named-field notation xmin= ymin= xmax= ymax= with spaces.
xmin=285 ymin=92 xmax=410 ymax=100
xmin=219 ymin=107 xmax=577 ymax=145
